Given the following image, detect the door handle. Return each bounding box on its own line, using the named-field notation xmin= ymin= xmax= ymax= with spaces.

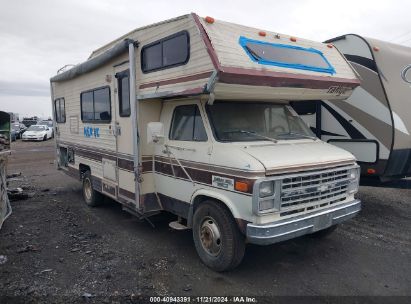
xmin=166 ymin=144 xmax=196 ymax=152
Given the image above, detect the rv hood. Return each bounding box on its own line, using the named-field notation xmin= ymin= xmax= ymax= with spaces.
xmin=240 ymin=141 xmax=356 ymax=174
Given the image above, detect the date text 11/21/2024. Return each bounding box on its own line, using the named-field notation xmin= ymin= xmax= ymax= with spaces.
xmin=149 ymin=296 xmax=257 ymax=303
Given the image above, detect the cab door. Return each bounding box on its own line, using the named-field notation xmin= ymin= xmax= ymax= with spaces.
xmin=154 ymin=100 xmax=211 ymax=212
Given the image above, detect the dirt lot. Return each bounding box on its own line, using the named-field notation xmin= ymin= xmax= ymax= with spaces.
xmin=1 ymin=140 xmax=411 ymax=303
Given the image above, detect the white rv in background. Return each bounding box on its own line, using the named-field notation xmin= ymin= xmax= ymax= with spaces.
xmin=293 ymin=35 xmax=411 ymax=181
xmin=50 ymin=14 xmax=362 ymax=271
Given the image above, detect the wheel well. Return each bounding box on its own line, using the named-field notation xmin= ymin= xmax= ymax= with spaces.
xmin=78 ymin=164 xmax=90 ymax=180
xmin=190 ymin=195 xmax=237 ymax=228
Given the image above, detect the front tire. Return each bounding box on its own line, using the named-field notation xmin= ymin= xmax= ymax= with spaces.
xmin=193 ymin=200 xmax=245 ymax=272
xmin=43 ymin=134 xmax=47 ymax=141
xmin=82 ymin=171 xmax=103 ymax=207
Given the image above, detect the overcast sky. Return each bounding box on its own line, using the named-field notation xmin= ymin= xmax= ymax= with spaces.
xmin=1 ymin=0 xmax=410 ymax=119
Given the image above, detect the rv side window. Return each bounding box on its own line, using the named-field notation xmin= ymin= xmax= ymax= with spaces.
xmin=141 ymin=31 xmax=190 ymax=73
xmin=54 ymin=98 xmax=66 ymax=123
xmin=80 ymin=87 xmax=111 ymax=122
xmin=117 ymin=70 xmax=130 ymax=117
xmin=170 ymin=105 xmax=207 ymax=142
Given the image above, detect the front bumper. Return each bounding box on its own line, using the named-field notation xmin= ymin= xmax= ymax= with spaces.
xmin=22 ymin=137 xmax=43 ymax=141
xmin=247 ymin=199 xmax=361 ymax=245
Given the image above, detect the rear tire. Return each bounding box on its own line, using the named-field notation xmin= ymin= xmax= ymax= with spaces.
xmin=193 ymin=200 xmax=245 ymax=272
xmin=82 ymin=171 xmax=103 ymax=207
xmin=309 ymin=225 xmax=338 ymax=238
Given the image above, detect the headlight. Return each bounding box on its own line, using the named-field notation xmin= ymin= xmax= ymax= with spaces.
xmin=349 ymin=167 xmax=360 ymax=180
xmin=348 ymin=166 xmax=360 ymax=194
xmin=259 ymin=181 xmax=274 ymax=198
xmin=253 ymin=180 xmax=280 ymax=214
xmin=259 ymin=199 xmax=275 ymax=212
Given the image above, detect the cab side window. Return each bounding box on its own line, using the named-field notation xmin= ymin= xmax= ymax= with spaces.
xmin=169 ymin=105 xmax=207 ymax=141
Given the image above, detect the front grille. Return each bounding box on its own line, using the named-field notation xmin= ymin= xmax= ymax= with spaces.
xmin=279 ymin=168 xmax=351 ymax=217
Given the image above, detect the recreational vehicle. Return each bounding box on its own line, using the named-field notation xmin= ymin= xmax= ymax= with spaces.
xmin=293 ymin=35 xmax=411 ymax=181
xmin=50 ymin=14 xmax=362 ymax=271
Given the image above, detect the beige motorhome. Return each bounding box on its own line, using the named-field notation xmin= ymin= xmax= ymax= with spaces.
xmin=50 ymin=14 xmax=362 ymax=271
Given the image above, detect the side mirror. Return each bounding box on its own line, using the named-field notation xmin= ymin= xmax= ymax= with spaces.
xmin=147 ymin=122 xmax=164 ymax=144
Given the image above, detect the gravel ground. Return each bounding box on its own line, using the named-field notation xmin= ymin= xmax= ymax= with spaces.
xmin=0 ymin=140 xmax=410 ymax=303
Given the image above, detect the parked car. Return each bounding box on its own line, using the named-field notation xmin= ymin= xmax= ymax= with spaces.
xmin=10 ymin=127 xmax=17 ymax=142
xmin=11 ymin=124 xmax=21 ymax=141
xmin=11 ymin=123 xmax=25 ymax=139
xmin=37 ymin=120 xmax=54 ymax=137
xmin=22 ymin=125 xmax=53 ymax=141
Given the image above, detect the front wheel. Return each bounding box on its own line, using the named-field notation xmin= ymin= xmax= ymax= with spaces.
xmin=43 ymin=134 xmax=47 ymax=141
xmin=192 ymin=200 xmax=245 ymax=272
xmin=82 ymin=171 xmax=103 ymax=207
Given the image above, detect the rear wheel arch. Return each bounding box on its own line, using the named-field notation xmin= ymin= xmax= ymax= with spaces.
xmin=78 ymin=163 xmax=91 ymax=180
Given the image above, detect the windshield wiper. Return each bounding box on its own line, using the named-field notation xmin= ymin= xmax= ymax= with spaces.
xmin=278 ymin=131 xmax=318 ymax=141
xmin=223 ymin=130 xmax=278 ymax=143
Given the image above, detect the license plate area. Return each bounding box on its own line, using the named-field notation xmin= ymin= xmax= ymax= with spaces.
xmin=312 ymin=213 xmax=333 ymax=232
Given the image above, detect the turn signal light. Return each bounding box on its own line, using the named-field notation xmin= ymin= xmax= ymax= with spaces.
xmin=367 ymin=168 xmax=376 ymax=175
xmin=235 ymin=181 xmax=249 ymax=193
xmin=205 ymin=16 xmax=215 ymax=24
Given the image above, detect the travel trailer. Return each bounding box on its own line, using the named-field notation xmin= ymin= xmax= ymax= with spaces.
xmin=293 ymin=34 xmax=411 ymax=181
xmin=50 ymin=14 xmax=362 ymax=271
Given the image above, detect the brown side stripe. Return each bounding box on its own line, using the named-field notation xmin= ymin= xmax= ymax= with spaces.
xmin=76 ymin=149 xmax=103 ymax=162
xmin=118 ymin=158 xmax=133 ymax=171
xmin=119 ymin=187 xmax=135 ymax=200
xmin=58 ymin=143 xmax=260 ymax=192
xmin=154 ymin=155 xmax=264 ymax=178
xmin=191 ymin=13 xmax=221 ymax=71
xmin=219 ymin=67 xmax=360 ymax=90
xmin=139 ymin=71 xmax=213 ymax=89
xmin=154 ymin=161 xmax=255 ymax=194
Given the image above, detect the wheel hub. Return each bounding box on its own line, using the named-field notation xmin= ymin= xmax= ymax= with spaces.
xmin=84 ymin=178 xmax=92 ymax=200
xmin=199 ymin=217 xmax=221 ymax=256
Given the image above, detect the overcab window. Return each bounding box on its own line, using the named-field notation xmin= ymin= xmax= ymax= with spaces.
xmin=141 ymin=31 xmax=190 ymax=73
xmin=80 ymin=87 xmax=111 ymax=122
xmin=239 ymin=36 xmax=336 ymax=74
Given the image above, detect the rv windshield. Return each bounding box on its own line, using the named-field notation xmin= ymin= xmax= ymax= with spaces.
xmin=207 ymin=102 xmax=315 ymax=142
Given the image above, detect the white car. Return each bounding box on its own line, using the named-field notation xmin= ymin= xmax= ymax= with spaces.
xmin=22 ymin=125 xmax=53 ymax=141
